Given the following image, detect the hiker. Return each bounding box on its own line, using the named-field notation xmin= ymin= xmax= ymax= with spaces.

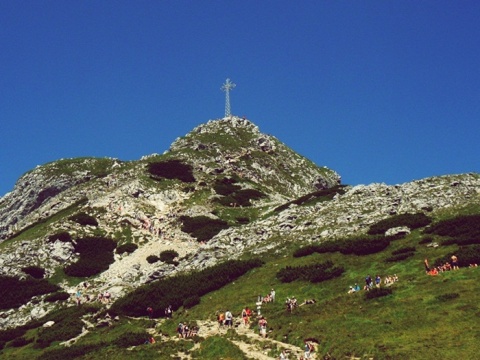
xmin=258 ymin=316 xmax=267 ymax=338
xmin=146 ymin=307 xmax=153 ymax=318
xmin=300 ymin=299 xmax=316 ymax=306
xmin=165 ymin=305 xmax=172 ymax=318
xmin=424 ymin=258 xmax=430 ymax=273
xmin=225 ymin=310 xmax=233 ymax=328
xmin=241 ymin=307 xmax=249 ymax=326
xmin=75 ymin=290 xmax=82 ymax=306
xmin=177 ymin=322 xmax=184 ymax=338
xmin=304 ymin=340 xmax=314 ymax=359
xmin=451 ymin=255 xmax=459 ymax=270
xmin=217 ymin=312 xmax=225 ymax=328
xmin=270 ymin=288 xmax=276 ymax=302
xmin=279 ymin=349 xmax=288 ymax=359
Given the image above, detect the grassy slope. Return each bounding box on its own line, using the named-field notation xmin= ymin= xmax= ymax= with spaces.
xmin=2 ymin=208 xmax=480 ymax=359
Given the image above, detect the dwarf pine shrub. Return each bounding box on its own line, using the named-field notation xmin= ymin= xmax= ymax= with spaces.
xmin=110 ymin=259 xmax=262 ymax=318
xmin=47 ymin=231 xmax=72 ymax=243
xmin=64 ymin=236 xmax=116 ymax=277
xmin=276 ymin=260 xmax=344 ymax=283
xmin=21 ymin=265 xmax=45 ymax=279
xmin=0 ymin=276 xmax=59 ymax=310
xmin=44 ymin=291 xmax=70 ymax=302
xmin=116 ymin=242 xmax=138 ymax=254
xmin=368 ymin=213 xmax=431 ymax=235
xmin=69 ymin=212 xmax=98 ymax=226
xmin=180 ymin=215 xmax=229 ymax=242
xmin=274 ymin=185 xmax=347 ymax=212
xmin=147 ymin=159 xmax=195 ymax=182
xmin=365 ymin=288 xmax=393 ymax=299
xmin=160 ymin=250 xmax=179 ymax=264
xmin=147 ymin=255 xmax=160 ymax=264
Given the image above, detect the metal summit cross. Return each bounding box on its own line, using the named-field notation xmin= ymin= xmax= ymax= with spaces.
xmin=221 ymin=78 xmax=236 ymax=117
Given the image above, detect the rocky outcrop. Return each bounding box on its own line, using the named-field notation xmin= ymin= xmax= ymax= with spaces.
xmin=0 ymin=158 xmax=118 ymax=241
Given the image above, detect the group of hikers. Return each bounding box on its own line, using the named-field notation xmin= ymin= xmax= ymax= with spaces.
xmin=425 ymin=255 xmax=478 ymax=275
xmin=74 ymin=282 xmax=112 ymax=306
xmin=176 ymin=322 xmax=199 ymax=338
xmin=347 ymin=273 xmax=399 ymax=294
xmin=278 ymin=340 xmax=315 ymax=360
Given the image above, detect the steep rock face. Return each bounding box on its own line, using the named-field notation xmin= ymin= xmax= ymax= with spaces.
xmin=0 ymin=158 xmax=117 ymax=241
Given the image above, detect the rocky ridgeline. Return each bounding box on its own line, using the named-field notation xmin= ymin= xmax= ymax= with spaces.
xmin=190 ymin=173 xmax=480 ymax=266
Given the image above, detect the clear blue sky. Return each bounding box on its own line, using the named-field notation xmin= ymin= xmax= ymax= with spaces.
xmin=1 ymin=1 xmax=479 ymax=197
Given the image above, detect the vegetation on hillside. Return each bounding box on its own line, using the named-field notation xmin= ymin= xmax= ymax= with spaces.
xmin=179 ymin=215 xmax=229 ymax=242
xmin=274 ymin=185 xmax=347 ymax=212
xmin=147 ymin=159 xmax=195 ymax=182
xmin=110 ymin=259 xmax=263 ymax=318
xmin=367 ymin=212 xmax=432 ymax=235
xmin=0 ymin=276 xmax=59 ymax=310
xmin=212 ymin=177 xmax=267 ymax=207
xmin=64 ymin=236 xmax=117 ymax=277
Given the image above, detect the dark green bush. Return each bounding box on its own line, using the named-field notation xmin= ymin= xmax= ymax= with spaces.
xmin=433 ymin=215 xmax=480 ymax=244
xmin=419 ymin=236 xmax=434 ymax=244
xmin=147 ymin=160 xmax=195 ymax=183
xmin=183 ymin=295 xmax=201 ymax=309
xmin=212 ymin=177 xmax=266 ymax=207
xmin=0 ymin=327 xmax=26 ymax=344
xmin=274 ymin=185 xmax=347 ymax=212
xmin=160 ymin=250 xmax=179 ymax=264
xmin=7 ymin=336 xmax=32 ymax=348
xmin=385 ymin=252 xmax=415 ymax=262
xmin=294 ymin=236 xmax=391 ymax=257
xmin=111 ymin=259 xmax=263 ymax=318
xmin=64 ymin=236 xmax=116 ymax=277
xmin=276 ymin=260 xmax=344 ymax=283
xmin=214 ymin=178 xmax=241 ymax=195
xmin=115 ymin=331 xmax=150 ymax=347
xmin=446 ymin=237 xmax=480 ymax=246
xmin=424 ymin=215 xmax=480 ymax=237
xmin=368 ymin=213 xmax=431 ymax=235
xmin=365 ymin=288 xmax=393 ymax=300
xmin=69 ymin=212 xmax=98 ymax=226
xmin=147 ymin=255 xmax=160 ymax=264
xmin=0 ymin=276 xmax=59 ymax=310
xmin=180 ymin=216 xmax=229 ymax=242
xmin=116 ymin=242 xmax=138 ymax=255
xmin=47 ymin=231 xmax=72 ymax=243
xmin=436 ymin=293 xmax=459 ymax=301
xmin=392 ymin=246 xmax=416 ymax=255
xmin=340 ymin=236 xmax=391 ymax=256
xmin=233 ymin=189 xmax=266 ymax=206
xmin=293 ymin=243 xmax=340 ymax=258
xmin=22 ymin=265 xmax=45 ymax=279
xmin=44 ymin=291 xmax=70 ymax=302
